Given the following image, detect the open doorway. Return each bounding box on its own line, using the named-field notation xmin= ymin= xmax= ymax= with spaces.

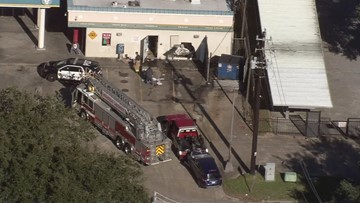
xmin=141 ymin=35 xmax=158 ymax=62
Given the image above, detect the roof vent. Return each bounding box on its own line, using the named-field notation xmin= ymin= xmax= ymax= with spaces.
xmin=111 ymin=1 xmax=118 ymax=6
xmin=191 ymin=0 xmax=201 ymax=4
xmin=128 ymin=0 xmax=140 ymax=7
xmin=111 ymin=1 xmax=140 ymax=8
xmin=111 ymin=1 xmax=128 ymax=8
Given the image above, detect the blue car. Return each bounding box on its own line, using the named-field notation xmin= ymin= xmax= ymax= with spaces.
xmin=185 ymin=150 xmax=222 ymax=188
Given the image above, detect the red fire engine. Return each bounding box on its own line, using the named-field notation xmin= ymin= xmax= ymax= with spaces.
xmin=161 ymin=114 xmax=207 ymax=160
xmin=72 ymin=75 xmax=172 ymax=165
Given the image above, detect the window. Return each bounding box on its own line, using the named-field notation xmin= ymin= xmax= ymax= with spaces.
xmin=59 ymin=66 xmax=69 ymax=71
xmin=56 ymin=60 xmax=66 ymax=66
xmin=83 ymin=96 xmax=88 ymax=104
xmin=69 ymin=66 xmax=81 ymax=72
xmin=76 ymin=91 xmax=82 ymax=104
xmin=102 ymin=33 xmax=111 ymax=46
xmin=88 ymin=100 xmax=93 ymax=109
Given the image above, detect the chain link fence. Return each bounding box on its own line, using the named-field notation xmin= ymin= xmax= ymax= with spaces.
xmin=256 ymin=114 xmax=360 ymax=139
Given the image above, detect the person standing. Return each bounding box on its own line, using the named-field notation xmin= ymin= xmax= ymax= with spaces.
xmin=145 ymin=67 xmax=153 ymax=84
xmin=134 ymin=52 xmax=141 ymax=73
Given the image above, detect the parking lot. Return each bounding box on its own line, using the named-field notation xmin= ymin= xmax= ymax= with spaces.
xmin=1 ymin=13 xmax=360 ymax=202
xmin=0 ymin=62 xmax=237 ymax=202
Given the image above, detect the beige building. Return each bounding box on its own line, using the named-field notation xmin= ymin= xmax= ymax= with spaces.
xmin=67 ymin=0 xmax=234 ymax=60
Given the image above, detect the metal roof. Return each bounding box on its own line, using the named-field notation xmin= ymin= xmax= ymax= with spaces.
xmin=68 ymin=0 xmax=233 ymax=15
xmin=166 ymin=114 xmax=196 ymax=128
xmin=258 ymin=0 xmax=333 ymax=108
xmin=0 ymin=0 xmax=59 ymax=7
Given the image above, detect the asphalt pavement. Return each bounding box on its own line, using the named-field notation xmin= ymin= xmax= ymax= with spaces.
xmin=1 ymin=13 xmax=360 ymax=202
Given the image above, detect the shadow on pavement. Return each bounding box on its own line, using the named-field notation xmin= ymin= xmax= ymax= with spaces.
xmin=14 ymin=15 xmax=37 ymax=46
xmin=55 ymin=83 xmax=77 ymax=108
xmin=167 ymin=60 xmax=250 ymax=173
xmin=37 ymin=63 xmax=46 ymax=78
xmin=24 ymin=8 xmax=36 ymax=25
xmin=281 ymin=137 xmax=360 ymax=202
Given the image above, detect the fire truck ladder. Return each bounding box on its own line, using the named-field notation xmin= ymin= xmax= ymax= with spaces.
xmin=87 ymin=75 xmax=160 ymax=141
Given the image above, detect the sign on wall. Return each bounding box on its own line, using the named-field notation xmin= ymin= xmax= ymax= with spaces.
xmin=116 ymin=44 xmax=125 ymax=54
xmin=102 ymin=33 xmax=111 ymax=46
xmin=88 ymin=31 xmax=97 ymax=40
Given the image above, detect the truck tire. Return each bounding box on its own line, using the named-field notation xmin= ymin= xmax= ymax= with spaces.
xmin=101 ymin=128 xmax=108 ymax=136
xmin=46 ymin=73 xmax=57 ymax=82
xmin=123 ymin=144 xmax=131 ymax=154
xmin=115 ymin=137 xmax=124 ymax=150
xmin=80 ymin=110 xmax=87 ymax=121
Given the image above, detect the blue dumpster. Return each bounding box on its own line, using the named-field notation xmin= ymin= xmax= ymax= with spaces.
xmin=217 ymin=54 xmax=244 ymax=80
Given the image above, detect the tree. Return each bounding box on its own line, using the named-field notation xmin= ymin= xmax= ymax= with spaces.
xmin=283 ymin=136 xmax=360 ymax=202
xmin=335 ymin=179 xmax=360 ymax=202
xmin=0 ymin=88 xmax=149 ymax=202
xmin=317 ymin=0 xmax=360 ymax=60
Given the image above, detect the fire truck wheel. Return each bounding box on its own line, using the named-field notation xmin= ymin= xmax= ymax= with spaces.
xmin=123 ymin=144 xmax=131 ymax=154
xmin=115 ymin=137 xmax=124 ymax=149
xmin=80 ymin=110 xmax=87 ymax=120
xmin=46 ymin=73 xmax=57 ymax=82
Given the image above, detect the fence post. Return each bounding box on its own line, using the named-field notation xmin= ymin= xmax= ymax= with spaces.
xmin=275 ymin=117 xmax=278 ymax=135
xmin=346 ymin=118 xmax=350 ymax=137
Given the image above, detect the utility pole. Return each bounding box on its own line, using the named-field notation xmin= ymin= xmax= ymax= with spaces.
xmin=250 ymin=32 xmax=267 ymax=175
xmin=250 ymin=67 xmax=263 ymax=175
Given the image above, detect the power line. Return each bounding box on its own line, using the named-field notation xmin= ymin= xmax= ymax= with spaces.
xmin=300 ymin=161 xmax=323 ymax=203
xmin=211 ymin=25 xmax=233 ymax=54
xmin=261 ymin=34 xmax=287 ymax=107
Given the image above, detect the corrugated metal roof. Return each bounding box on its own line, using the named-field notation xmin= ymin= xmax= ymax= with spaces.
xmin=258 ymin=0 xmax=333 ymax=108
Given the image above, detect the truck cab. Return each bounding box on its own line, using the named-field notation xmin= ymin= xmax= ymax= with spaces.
xmin=161 ymin=114 xmax=207 ymax=160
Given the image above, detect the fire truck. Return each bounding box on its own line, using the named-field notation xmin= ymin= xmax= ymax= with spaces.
xmin=72 ymin=75 xmax=172 ymax=165
xmin=160 ymin=114 xmax=207 ymax=161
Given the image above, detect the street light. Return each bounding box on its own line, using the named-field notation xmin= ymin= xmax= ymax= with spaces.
xmin=225 ymin=88 xmax=238 ymax=173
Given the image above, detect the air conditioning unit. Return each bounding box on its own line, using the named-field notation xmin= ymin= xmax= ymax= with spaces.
xmin=128 ymin=1 xmax=140 ymax=7
xmin=191 ymin=0 xmax=201 ymax=4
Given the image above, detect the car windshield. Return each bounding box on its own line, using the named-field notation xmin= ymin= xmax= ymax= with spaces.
xmin=207 ymin=172 xmax=221 ymax=180
xmin=55 ymin=60 xmax=66 ymax=66
xmin=192 ymin=151 xmax=210 ymax=158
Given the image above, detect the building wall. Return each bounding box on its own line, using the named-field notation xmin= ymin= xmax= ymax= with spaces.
xmin=68 ymin=11 xmax=232 ymax=27
xmin=68 ymin=9 xmax=233 ymax=58
xmin=85 ymin=28 xmax=232 ymax=59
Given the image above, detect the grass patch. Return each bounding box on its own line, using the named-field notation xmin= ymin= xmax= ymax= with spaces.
xmin=223 ymin=172 xmax=347 ymax=202
xmin=258 ymin=110 xmax=273 ymax=132
xmin=223 ymin=173 xmax=305 ymax=202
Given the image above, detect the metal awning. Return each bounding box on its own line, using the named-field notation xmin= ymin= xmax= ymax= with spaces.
xmin=258 ymin=0 xmax=333 ymax=108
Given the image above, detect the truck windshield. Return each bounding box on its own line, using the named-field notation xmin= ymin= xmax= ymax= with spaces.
xmin=178 ymin=129 xmax=198 ymax=138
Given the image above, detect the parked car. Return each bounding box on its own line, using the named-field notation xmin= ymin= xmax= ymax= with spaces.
xmin=184 ymin=150 xmax=222 ymax=188
xmin=40 ymin=58 xmax=102 ymax=82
